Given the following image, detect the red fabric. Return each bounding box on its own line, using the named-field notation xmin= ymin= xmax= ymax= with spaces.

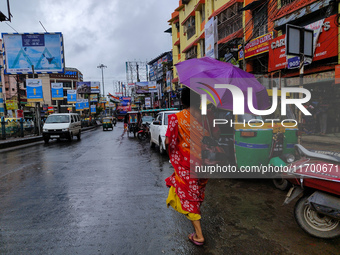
xmin=165 ymin=112 xmax=208 ymax=215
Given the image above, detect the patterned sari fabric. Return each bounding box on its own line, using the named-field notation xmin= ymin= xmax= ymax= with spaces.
xmin=165 ymin=109 xmax=208 ymax=215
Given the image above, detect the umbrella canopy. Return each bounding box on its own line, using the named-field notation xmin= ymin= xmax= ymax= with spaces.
xmin=175 ymin=57 xmax=270 ymax=114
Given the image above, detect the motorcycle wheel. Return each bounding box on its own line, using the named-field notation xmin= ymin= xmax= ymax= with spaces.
xmin=137 ymin=132 xmax=147 ymax=141
xmin=273 ymin=178 xmax=290 ymax=191
xmin=294 ymin=195 xmax=340 ymax=239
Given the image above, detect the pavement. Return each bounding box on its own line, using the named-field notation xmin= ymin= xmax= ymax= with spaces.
xmin=0 ymin=125 xmax=99 ymax=150
xmin=1 ymin=125 xmax=339 ymax=150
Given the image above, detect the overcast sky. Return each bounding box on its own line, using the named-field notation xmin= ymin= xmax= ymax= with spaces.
xmin=0 ymin=0 xmax=178 ymax=95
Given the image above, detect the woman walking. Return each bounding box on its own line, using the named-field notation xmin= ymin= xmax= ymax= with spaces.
xmin=165 ymin=87 xmax=208 ymax=246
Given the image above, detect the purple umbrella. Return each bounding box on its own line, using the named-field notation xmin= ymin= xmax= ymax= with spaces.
xmin=175 ymin=57 xmax=270 ymax=114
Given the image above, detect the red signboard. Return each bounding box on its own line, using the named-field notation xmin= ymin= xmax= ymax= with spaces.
xmin=241 ymin=32 xmax=273 ymax=59
xmin=268 ymin=15 xmax=338 ymax=72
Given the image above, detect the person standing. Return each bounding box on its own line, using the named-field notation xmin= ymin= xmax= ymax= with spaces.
xmin=165 ymin=87 xmax=208 ymax=246
xmin=316 ymin=98 xmax=329 ymax=135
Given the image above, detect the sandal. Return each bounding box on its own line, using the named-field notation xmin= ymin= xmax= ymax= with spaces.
xmin=188 ymin=233 xmax=204 ymax=246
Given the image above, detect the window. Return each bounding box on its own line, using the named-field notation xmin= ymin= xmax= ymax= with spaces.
xmin=217 ymin=3 xmax=243 ymax=41
xmin=186 ymin=46 xmax=197 ymax=59
xmin=185 ymin=16 xmax=196 ymax=40
xmin=252 ymin=3 xmax=268 ymax=38
xmin=201 ymin=5 xmax=205 ymax=23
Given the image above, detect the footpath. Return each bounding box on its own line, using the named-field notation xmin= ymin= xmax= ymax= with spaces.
xmin=1 ymin=127 xmax=339 ymax=151
xmin=0 ymin=125 xmax=99 ymax=150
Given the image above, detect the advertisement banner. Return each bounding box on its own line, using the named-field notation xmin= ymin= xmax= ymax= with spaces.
xmin=240 ymin=32 xmax=273 ymax=60
xmin=268 ymin=15 xmax=338 ymax=72
xmin=145 ymin=97 xmax=151 ymax=108
xmin=26 ymin=79 xmax=43 ymax=102
xmin=83 ymin=99 xmax=89 ymax=110
xmin=90 ymin=81 xmax=100 ymax=94
xmin=76 ymin=99 xmax=83 ymax=111
xmin=166 ymin=71 xmax=172 ymax=92
xmin=136 ymin=82 xmax=149 ymax=94
xmin=91 ymin=105 xmax=96 ymax=114
xmin=2 ymin=33 xmax=64 ymax=74
xmin=51 ymin=82 xmax=63 ymax=100
xmin=90 ymin=94 xmax=98 ymax=102
xmin=67 ymin=89 xmax=77 ymax=103
xmin=148 ymin=81 xmax=157 ymax=93
xmin=205 ymin=18 xmax=216 ymax=59
xmin=77 ymin=81 xmax=91 ymax=94
xmin=6 ymin=100 xmax=18 ymax=110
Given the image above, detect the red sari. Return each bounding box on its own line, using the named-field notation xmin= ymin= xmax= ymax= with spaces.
xmin=165 ymin=109 xmax=208 ymax=215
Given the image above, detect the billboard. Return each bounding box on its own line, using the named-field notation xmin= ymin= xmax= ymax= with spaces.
xmin=77 ymin=81 xmax=91 ymax=94
xmin=90 ymin=81 xmax=100 ymax=94
xmin=2 ymin=33 xmax=64 ymax=74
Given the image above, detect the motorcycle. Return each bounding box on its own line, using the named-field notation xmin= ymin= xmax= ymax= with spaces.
xmin=137 ymin=122 xmax=150 ymax=141
xmin=282 ymin=144 xmax=340 ymax=239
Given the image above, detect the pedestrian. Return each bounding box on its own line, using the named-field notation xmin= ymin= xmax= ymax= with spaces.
xmin=123 ymin=114 xmax=128 ymax=133
xmin=164 ymin=87 xmax=209 ymax=246
xmin=316 ymin=97 xmax=329 ymax=135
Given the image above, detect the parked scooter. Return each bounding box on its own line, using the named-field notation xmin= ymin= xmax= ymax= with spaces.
xmin=137 ymin=123 xmax=150 ymax=141
xmin=282 ymin=144 xmax=340 ymax=239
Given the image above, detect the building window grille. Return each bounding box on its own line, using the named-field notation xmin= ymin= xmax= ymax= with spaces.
xmin=252 ymin=3 xmax=268 ymax=38
xmin=281 ymin=0 xmax=296 ymax=7
xmin=217 ymin=3 xmax=243 ymax=41
xmin=185 ymin=16 xmax=196 ymax=40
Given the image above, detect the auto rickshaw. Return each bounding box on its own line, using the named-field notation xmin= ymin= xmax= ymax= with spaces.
xmin=102 ymin=117 xmax=113 ymax=131
xmin=208 ymin=105 xmax=298 ymax=188
xmin=126 ymin=111 xmax=141 ymax=137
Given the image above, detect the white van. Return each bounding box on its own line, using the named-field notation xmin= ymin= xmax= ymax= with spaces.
xmin=42 ymin=113 xmax=82 ymax=143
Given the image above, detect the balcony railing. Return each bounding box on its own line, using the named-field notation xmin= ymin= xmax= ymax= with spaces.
xmin=281 ymin=0 xmax=296 ymax=7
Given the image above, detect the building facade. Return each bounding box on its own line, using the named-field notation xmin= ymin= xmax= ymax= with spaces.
xmin=169 ymin=0 xmax=340 ymax=134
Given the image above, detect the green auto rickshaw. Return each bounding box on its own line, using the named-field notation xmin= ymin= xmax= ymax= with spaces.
xmin=102 ymin=117 xmax=113 ymax=131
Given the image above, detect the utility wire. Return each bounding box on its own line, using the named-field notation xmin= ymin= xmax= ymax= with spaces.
xmin=5 ymin=22 xmax=18 ymax=33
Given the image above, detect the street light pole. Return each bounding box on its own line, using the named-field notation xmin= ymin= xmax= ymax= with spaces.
xmin=97 ymin=64 xmax=107 ymax=97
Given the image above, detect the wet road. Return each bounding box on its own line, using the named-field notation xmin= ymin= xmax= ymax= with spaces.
xmin=1 ymin=123 xmax=339 ymax=255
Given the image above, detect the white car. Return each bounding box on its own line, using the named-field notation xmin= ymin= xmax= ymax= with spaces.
xmin=149 ymin=110 xmax=179 ymax=154
xmin=43 ymin=113 xmax=81 ymax=143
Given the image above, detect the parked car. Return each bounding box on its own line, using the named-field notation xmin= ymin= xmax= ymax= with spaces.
xmin=149 ymin=110 xmax=179 ymax=154
xmin=42 ymin=113 xmax=81 ymax=143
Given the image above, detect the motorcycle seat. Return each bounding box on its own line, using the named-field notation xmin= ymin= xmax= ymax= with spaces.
xmin=295 ymin=144 xmax=340 ymax=163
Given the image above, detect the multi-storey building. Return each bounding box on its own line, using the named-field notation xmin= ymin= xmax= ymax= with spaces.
xmin=169 ymin=0 xmax=340 ymax=134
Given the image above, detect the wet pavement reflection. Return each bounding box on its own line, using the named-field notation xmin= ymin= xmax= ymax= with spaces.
xmin=1 ymin=123 xmax=340 ymax=254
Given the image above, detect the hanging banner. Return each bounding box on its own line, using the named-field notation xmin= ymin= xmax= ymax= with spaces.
xmin=75 ymin=99 xmax=83 ymax=111
xmin=67 ymin=89 xmax=77 ymax=103
xmin=165 ymin=71 xmax=172 ymax=92
xmin=90 ymin=104 xmax=96 ymax=114
xmin=26 ymin=79 xmax=43 ymax=102
xmin=83 ymin=99 xmax=89 ymax=110
xmin=51 ymin=82 xmax=63 ymax=100
xmin=145 ymin=97 xmax=151 ymax=108
xmin=205 ymin=18 xmax=217 ymax=59
xmin=2 ymin=33 xmax=64 ymax=74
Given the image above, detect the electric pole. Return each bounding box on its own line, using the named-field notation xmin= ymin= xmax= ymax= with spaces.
xmin=97 ymin=64 xmax=107 ymax=97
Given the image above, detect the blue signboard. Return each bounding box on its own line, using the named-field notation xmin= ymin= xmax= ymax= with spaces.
xmin=67 ymin=90 xmax=77 ymax=103
xmin=76 ymin=99 xmax=83 ymax=111
xmin=91 ymin=105 xmax=96 ymax=114
xmin=51 ymin=82 xmax=63 ymax=100
xmin=26 ymin=79 xmax=43 ymax=102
